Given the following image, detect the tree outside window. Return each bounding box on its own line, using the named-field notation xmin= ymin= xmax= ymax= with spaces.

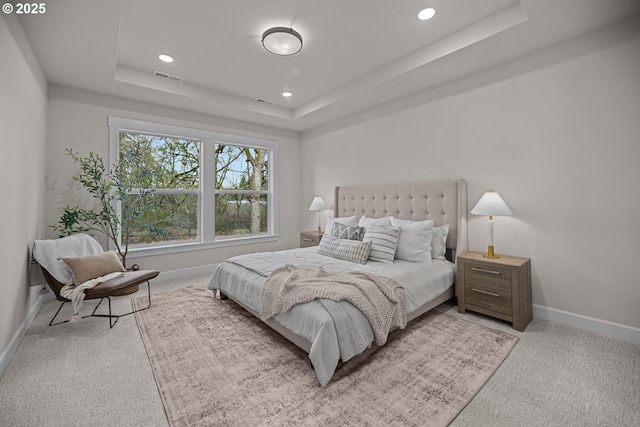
xmin=119 ymin=131 xmax=200 ymax=246
xmin=110 ymin=117 xmax=277 ymax=251
xmin=214 ymin=144 xmax=269 ymax=238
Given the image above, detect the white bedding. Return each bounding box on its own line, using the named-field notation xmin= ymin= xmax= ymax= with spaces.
xmin=208 ymin=246 xmax=455 ymax=386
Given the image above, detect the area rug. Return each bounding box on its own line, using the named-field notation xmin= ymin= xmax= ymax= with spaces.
xmin=133 ymin=286 xmax=518 ymax=427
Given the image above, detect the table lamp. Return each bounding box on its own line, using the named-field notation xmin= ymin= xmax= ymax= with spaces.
xmin=470 ymin=190 xmax=513 ymax=258
xmin=308 ymin=196 xmax=327 ymax=234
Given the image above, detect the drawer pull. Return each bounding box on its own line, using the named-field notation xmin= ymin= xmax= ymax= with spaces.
xmin=472 ymin=288 xmax=501 ymax=297
xmin=302 ymin=238 xmax=313 ymax=242
xmin=472 ymin=267 xmax=500 ymax=275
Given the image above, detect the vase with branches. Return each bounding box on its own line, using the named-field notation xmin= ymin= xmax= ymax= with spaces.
xmin=52 ymin=148 xmax=152 ymax=268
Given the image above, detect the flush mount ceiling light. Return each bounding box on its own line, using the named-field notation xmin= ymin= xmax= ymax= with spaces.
xmin=418 ymin=7 xmax=437 ymax=21
xmin=282 ymin=91 xmax=293 ymax=98
xmin=158 ymin=54 xmax=174 ymax=63
xmin=262 ymin=27 xmax=303 ymax=56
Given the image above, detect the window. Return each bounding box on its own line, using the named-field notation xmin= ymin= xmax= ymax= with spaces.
xmin=109 ymin=117 xmax=278 ymax=254
xmin=118 ymin=131 xmax=200 ymax=246
xmin=214 ymin=145 xmax=270 ymax=239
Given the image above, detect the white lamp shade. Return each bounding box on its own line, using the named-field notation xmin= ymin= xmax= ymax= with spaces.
xmin=471 ymin=191 xmax=513 ymax=216
xmin=308 ymin=196 xmax=327 ymax=211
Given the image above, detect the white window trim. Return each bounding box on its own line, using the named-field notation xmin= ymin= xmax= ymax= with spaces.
xmin=108 ymin=117 xmax=278 ymax=256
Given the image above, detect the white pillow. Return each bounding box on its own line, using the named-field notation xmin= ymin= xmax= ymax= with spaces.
xmin=358 ymin=215 xmax=392 ymax=227
xmin=324 ymin=215 xmax=356 ymax=234
xmin=390 ymin=218 xmax=434 ymax=263
xmin=431 ymin=224 xmax=450 ymax=260
xmin=363 ymin=226 xmax=400 ymax=264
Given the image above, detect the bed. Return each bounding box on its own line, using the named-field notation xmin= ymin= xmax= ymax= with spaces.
xmin=208 ymin=179 xmax=468 ymax=386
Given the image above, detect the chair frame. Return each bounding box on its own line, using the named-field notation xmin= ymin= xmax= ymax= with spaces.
xmin=41 ymin=267 xmax=156 ymax=329
xmin=48 ymin=279 xmax=152 ymax=328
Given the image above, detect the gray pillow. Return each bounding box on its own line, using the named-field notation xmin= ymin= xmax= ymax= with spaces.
xmin=317 ymin=235 xmax=372 ymax=264
xmin=331 ymin=223 xmax=366 ymax=241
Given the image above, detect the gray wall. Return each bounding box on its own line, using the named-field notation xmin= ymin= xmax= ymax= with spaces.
xmin=0 ymin=14 xmax=48 ymax=356
xmin=301 ymin=19 xmax=640 ymax=329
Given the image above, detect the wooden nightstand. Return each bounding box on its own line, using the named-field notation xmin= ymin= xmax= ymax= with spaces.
xmin=300 ymin=231 xmax=323 ymax=248
xmin=456 ymin=251 xmax=532 ymax=331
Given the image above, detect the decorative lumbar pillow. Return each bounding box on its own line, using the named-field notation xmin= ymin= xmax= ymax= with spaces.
xmin=317 ymin=235 xmax=372 ymax=264
xmin=358 ymin=215 xmax=392 ymax=228
xmin=324 ymin=216 xmax=356 ymax=235
xmin=63 ymin=251 xmax=126 ymax=284
xmin=390 ymin=217 xmax=434 ymax=263
xmin=363 ymin=226 xmax=400 ymax=264
xmin=431 ymin=224 xmax=450 ymax=260
xmin=331 ymin=223 xmax=366 ymax=241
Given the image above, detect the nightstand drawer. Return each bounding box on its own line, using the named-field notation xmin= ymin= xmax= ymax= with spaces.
xmin=464 ymin=263 xmax=512 ymax=293
xmin=300 ymin=237 xmax=318 ymax=247
xmin=465 ymin=283 xmax=512 ymax=315
xmin=300 ymin=231 xmax=323 ymax=247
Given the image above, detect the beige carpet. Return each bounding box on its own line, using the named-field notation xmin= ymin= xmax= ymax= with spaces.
xmin=133 ymin=286 xmax=518 ymax=427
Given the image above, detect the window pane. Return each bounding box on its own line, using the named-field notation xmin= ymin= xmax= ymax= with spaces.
xmin=110 ymin=118 xmax=276 ymax=250
xmin=215 ymin=193 xmax=268 ymax=238
xmin=215 ymin=145 xmax=268 ymax=191
xmin=126 ymin=193 xmax=198 ymax=246
xmin=119 ymin=132 xmax=200 ymax=190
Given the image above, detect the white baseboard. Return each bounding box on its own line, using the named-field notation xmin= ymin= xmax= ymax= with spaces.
xmin=0 ymin=289 xmax=52 ymax=377
xmin=155 ymin=263 xmax=218 ymax=283
xmin=533 ymin=304 xmax=640 ymax=345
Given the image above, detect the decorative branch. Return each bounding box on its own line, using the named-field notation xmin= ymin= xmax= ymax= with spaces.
xmin=51 ymin=148 xmax=152 ymax=268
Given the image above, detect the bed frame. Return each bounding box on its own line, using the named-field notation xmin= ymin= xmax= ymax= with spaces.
xmin=225 ymin=179 xmax=468 ymax=354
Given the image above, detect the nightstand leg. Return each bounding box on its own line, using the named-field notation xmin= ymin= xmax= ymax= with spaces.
xmin=513 ymin=321 xmax=525 ymax=332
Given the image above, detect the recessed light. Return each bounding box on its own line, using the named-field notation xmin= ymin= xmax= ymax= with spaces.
xmin=158 ymin=54 xmax=174 ymax=63
xmin=282 ymin=91 xmax=293 ymax=98
xmin=418 ymin=7 xmax=437 ymax=21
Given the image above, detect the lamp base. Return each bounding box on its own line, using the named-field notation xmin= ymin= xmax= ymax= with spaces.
xmin=482 ymin=246 xmax=500 ymax=259
xmin=317 ymin=226 xmax=322 ymax=234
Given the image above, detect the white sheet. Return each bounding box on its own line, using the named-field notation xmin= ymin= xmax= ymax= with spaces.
xmin=208 ymin=247 xmax=455 ymax=386
xmin=219 ymin=247 xmax=455 ymax=312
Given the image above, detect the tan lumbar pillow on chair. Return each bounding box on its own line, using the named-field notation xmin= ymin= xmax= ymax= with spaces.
xmin=63 ymin=251 xmax=126 ymax=284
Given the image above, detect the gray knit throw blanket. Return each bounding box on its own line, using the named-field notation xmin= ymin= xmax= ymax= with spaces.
xmin=260 ymin=265 xmax=407 ymax=346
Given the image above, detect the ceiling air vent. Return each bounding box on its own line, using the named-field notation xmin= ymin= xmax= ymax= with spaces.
xmin=255 ymin=98 xmax=276 ymax=105
xmin=153 ymin=70 xmax=183 ymax=82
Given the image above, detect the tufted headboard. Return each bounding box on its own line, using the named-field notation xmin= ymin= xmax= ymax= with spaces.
xmin=334 ymin=179 xmax=468 ymax=259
